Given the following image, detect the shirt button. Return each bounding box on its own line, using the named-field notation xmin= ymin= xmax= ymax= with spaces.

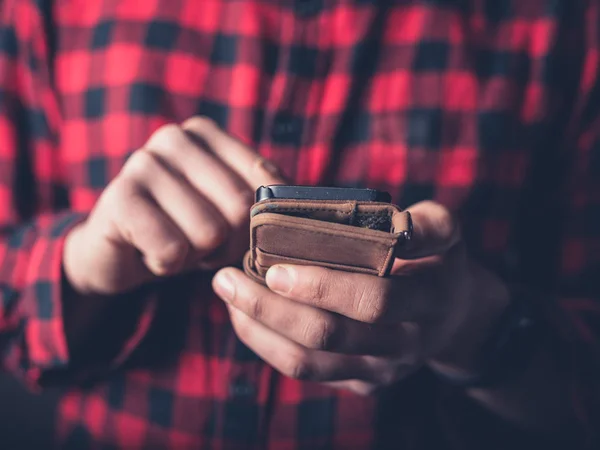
xmin=271 ymin=115 xmax=303 ymax=145
xmin=295 ymin=0 xmax=323 ymax=17
xmin=229 ymin=380 xmax=256 ymax=398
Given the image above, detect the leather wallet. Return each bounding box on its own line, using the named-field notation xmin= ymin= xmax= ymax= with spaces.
xmin=243 ymin=198 xmax=413 ymax=285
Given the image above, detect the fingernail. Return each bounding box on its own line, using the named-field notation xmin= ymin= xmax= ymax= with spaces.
xmin=214 ymin=271 xmax=236 ymax=301
xmin=145 ymin=258 xmax=171 ymax=276
xmin=266 ymin=266 xmax=294 ymax=294
xmin=263 ymin=159 xmax=280 ymax=175
xmin=256 ymin=157 xmax=282 ymax=178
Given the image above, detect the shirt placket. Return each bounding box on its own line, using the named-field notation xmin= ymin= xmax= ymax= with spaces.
xmin=220 ymin=1 xmax=329 ymax=448
xmin=256 ymin=0 xmax=327 ymax=184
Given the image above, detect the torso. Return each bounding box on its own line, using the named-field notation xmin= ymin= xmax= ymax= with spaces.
xmin=51 ymin=1 xmax=566 ymax=448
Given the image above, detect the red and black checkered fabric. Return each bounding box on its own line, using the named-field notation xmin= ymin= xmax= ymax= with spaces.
xmin=1 ymin=0 xmax=599 ymax=448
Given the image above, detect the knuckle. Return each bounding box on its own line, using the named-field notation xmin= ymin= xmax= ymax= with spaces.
xmin=304 ymin=317 xmax=338 ymax=351
xmin=231 ymin=207 xmax=250 ymax=228
xmin=284 ymin=352 xmax=313 ymax=381
xmin=147 ymin=123 xmax=183 ymax=148
xmin=187 ymin=220 xmax=227 ymax=252
xmin=381 ymin=366 xmax=405 ymax=386
xmin=252 ymin=156 xmax=283 ymax=181
xmin=101 ymin=176 xmax=130 ymax=210
xmin=308 ymin=272 xmax=331 ymax=305
xmin=373 ymin=361 xmax=407 ymax=387
xmin=436 ymin=208 xmax=456 ymax=242
xmin=243 ymin=292 xmax=264 ymax=320
xmin=103 ymin=185 xmax=136 ymax=235
xmin=355 ymin=283 xmax=386 ymax=323
xmin=377 ymin=369 xmax=398 ymax=387
xmin=182 ymin=115 xmax=218 ymax=134
xmin=228 ymin=194 xmax=253 ymax=226
xmin=155 ymin=239 xmax=188 ymax=267
xmin=195 ymin=222 xmax=227 ymax=251
xmin=122 ymin=150 xmax=159 ymax=179
xmin=368 ymin=302 xmax=385 ymax=324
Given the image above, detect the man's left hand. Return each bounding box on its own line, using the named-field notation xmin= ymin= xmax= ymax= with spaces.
xmin=212 ymin=201 xmax=510 ymax=394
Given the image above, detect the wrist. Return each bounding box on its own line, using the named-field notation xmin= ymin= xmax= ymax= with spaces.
xmin=428 ymin=262 xmax=511 ymax=377
xmin=63 ymin=221 xmax=95 ymax=296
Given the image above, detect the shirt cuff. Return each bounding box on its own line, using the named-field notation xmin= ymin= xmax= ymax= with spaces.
xmin=16 ymin=212 xmax=157 ymax=389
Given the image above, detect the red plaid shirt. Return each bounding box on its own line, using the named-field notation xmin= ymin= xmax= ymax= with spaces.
xmin=1 ymin=0 xmax=599 ymax=448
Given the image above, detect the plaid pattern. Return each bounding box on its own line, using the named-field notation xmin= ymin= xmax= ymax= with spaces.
xmin=1 ymin=0 xmax=599 ymax=448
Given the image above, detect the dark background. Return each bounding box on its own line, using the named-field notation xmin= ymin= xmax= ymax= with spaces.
xmin=0 ymin=374 xmax=59 ymax=448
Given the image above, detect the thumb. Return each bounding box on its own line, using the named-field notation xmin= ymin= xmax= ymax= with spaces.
xmin=397 ymin=201 xmax=461 ymax=259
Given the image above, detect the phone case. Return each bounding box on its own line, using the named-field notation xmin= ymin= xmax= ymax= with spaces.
xmin=243 ymin=198 xmax=412 ymax=285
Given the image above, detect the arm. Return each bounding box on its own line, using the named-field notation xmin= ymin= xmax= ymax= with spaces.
xmin=429 ymin=2 xmax=600 ymax=444
xmin=0 ymin=0 xmax=154 ymax=389
xmin=207 ymin=2 xmax=600 ymax=438
xmin=429 ymin=269 xmax=583 ymax=441
xmin=1 ymin=0 xmax=287 ymax=390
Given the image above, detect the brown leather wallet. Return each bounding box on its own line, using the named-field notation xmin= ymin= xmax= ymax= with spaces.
xmin=243 ymin=198 xmax=412 ymax=285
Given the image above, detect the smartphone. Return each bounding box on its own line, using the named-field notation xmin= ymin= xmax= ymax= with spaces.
xmin=255 ymin=185 xmax=392 ymax=203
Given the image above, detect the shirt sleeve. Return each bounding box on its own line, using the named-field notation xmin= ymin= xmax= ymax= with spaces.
xmin=0 ymin=0 xmax=156 ymax=390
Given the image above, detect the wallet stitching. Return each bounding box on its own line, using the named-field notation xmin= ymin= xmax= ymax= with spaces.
xmin=260 ymin=210 xmax=392 ymax=220
xmin=251 ymin=215 xmax=399 ymax=244
xmin=254 ymin=209 xmax=392 ymax=226
xmin=257 ymin=207 xmax=353 ymax=214
xmin=279 ymin=210 xmax=393 ymax=233
xmin=257 ymin=207 xmax=391 ymax=217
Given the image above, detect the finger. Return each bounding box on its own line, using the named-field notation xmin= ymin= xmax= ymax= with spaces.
xmin=213 ymin=268 xmax=412 ymax=356
xmin=145 ymin=121 xmax=253 ymax=228
xmin=224 ymin=302 xmax=378 ymax=383
xmin=108 ymin=178 xmax=190 ymax=277
xmin=323 ymin=356 xmax=421 ymax=394
xmin=389 ymin=255 xmax=443 ymax=276
xmin=323 ymin=380 xmax=380 ymax=396
xmin=265 ymin=264 xmax=433 ymax=323
xmin=122 ymin=150 xmax=228 ymax=259
xmin=324 ymin=377 xmax=409 ymax=396
xmin=182 ymin=116 xmax=287 ymax=189
xmin=397 ymin=201 xmax=461 ymax=259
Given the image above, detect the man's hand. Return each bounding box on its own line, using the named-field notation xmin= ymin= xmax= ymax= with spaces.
xmin=63 ymin=117 xmax=284 ymax=296
xmin=212 ymin=201 xmax=510 ymax=394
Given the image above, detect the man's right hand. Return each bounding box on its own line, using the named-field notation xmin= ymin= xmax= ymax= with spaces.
xmin=63 ymin=117 xmax=285 ymax=296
